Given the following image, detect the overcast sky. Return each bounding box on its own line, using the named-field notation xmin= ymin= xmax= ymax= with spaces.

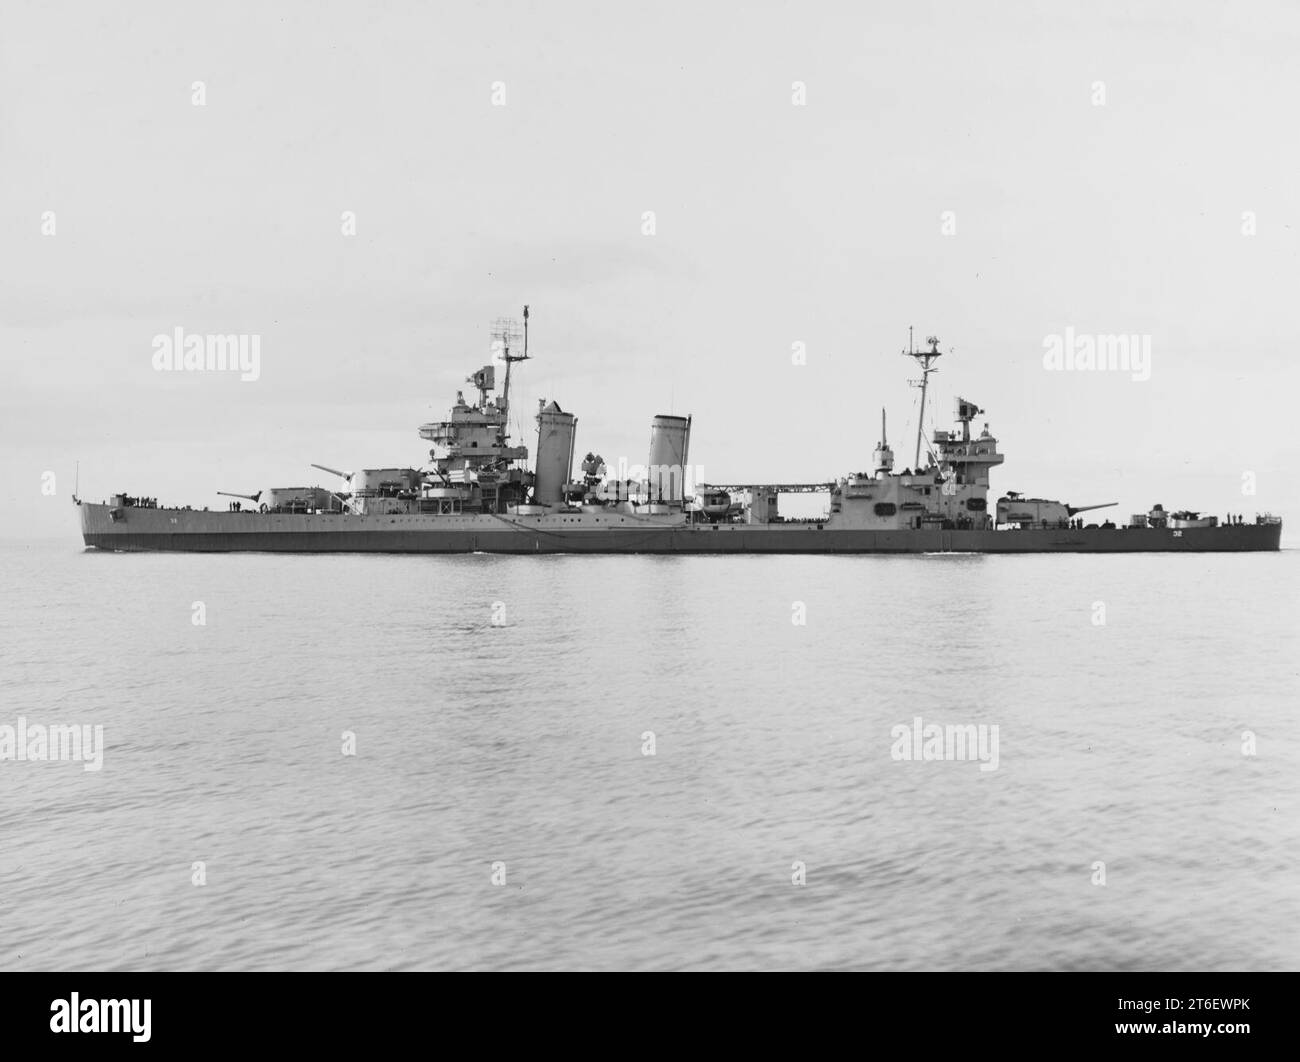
xmin=3 ymin=0 xmax=1298 ymax=541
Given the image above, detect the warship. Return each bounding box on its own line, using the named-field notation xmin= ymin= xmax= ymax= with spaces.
xmin=76 ymin=310 xmax=1282 ymax=553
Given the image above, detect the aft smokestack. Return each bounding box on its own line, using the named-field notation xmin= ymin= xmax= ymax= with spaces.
xmin=647 ymin=414 xmax=692 ymax=505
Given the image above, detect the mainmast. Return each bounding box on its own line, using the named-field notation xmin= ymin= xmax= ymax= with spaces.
xmin=903 ymin=328 xmax=943 ymax=469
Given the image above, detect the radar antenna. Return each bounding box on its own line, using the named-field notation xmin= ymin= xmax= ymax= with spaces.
xmin=490 ymin=307 xmax=530 ymax=420
xmin=903 ymin=328 xmax=944 ymax=470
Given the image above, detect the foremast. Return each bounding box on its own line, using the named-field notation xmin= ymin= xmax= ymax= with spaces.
xmin=416 ymin=307 xmax=535 ymax=514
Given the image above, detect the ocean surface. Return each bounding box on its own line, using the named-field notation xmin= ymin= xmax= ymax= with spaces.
xmin=0 ymin=539 xmax=1297 ymax=971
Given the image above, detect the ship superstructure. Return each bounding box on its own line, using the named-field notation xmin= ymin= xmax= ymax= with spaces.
xmin=414 ymin=310 xmax=534 ymax=515
xmin=74 ymin=311 xmax=1282 ymax=553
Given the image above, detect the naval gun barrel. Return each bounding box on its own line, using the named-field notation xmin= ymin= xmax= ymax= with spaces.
xmin=217 ymin=490 xmax=262 ymax=502
xmin=1067 ymin=502 xmax=1117 ymax=516
xmin=311 ymin=463 xmax=351 ymax=479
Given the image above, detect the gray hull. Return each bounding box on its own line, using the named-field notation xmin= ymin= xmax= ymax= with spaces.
xmin=79 ymin=503 xmax=1282 ymax=553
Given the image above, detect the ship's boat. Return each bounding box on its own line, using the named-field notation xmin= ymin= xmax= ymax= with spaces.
xmin=699 ymin=489 xmax=732 ymax=520
xmin=1168 ymin=511 xmax=1217 ymax=529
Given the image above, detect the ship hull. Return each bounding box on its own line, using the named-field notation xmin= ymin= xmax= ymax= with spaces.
xmin=78 ymin=503 xmax=1282 ymax=553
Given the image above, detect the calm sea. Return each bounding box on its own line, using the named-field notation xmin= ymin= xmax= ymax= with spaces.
xmin=1 ymin=539 xmax=1297 ymax=971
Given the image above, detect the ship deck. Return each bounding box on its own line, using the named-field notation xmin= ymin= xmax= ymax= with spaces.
xmin=78 ymin=503 xmax=1282 ymax=553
